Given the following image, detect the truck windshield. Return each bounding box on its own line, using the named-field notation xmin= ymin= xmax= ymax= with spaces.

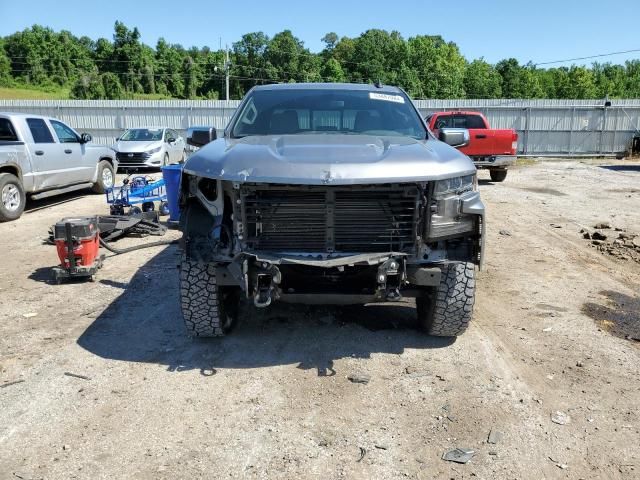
xmin=120 ymin=128 xmax=163 ymax=141
xmin=231 ymin=89 xmax=427 ymax=140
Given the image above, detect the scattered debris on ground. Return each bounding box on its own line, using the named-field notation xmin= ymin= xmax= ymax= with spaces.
xmin=580 ymin=226 xmax=640 ymax=263
xmin=347 ymin=373 xmax=371 ymax=384
xmin=487 ymin=429 xmax=503 ymax=444
xmin=0 ymin=379 xmax=25 ymax=389
xmin=357 ymin=447 xmax=367 ymax=462
xmin=63 ymin=372 xmax=91 ymax=381
xmin=442 ymin=448 xmax=475 ymax=464
xmin=551 ymin=411 xmax=571 ymax=425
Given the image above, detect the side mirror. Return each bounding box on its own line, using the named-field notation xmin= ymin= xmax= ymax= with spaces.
xmin=439 ymin=128 xmax=469 ymax=149
xmin=187 ymin=127 xmax=217 ymax=147
xmin=167 ymin=137 xmax=176 ymax=143
xmin=115 ymin=137 xmax=120 ymax=143
xmin=80 ymin=133 xmax=92 ymax=144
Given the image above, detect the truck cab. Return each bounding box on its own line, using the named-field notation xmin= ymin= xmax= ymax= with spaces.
xmin=426 ymin=111 xmax=518 ymax=182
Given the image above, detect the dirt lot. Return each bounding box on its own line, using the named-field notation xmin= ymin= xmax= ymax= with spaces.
xmin=1 ymin=160 xmax=639 ymax=480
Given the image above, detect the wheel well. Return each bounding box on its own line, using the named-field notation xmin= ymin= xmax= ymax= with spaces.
xmin=0 ymin=165 xmax=20 ymax=179
xmin=100 ymin=156 xmax=114 ymax=166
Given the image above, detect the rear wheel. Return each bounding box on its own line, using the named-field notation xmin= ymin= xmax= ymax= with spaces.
xmin=489 ymin=169 xmax=508 ymax=182
xmin=162 ymin=153 xmax=169 ymax=167
xmin=180 ymin=254 xmax=240 ymax=337
xmin=0 ymin=173 xmax=26 ymax=222
xmin=92 ymin=160 xmax=115 ymax=193
xmin=416 ymin=262 xmax=475 ymax=336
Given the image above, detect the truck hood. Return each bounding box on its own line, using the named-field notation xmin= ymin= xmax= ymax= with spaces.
xmin=113 ymin=141 xmax=161 ymax=153
xmin=183 ymin=134 xmax=476 ymax=185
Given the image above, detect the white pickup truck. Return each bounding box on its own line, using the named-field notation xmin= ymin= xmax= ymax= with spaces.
xmin=0 ymin=113 xmax=117 ymax=221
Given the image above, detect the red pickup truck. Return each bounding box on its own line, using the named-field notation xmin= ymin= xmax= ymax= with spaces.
xmin=426 ymin=111 xmax=518 ymax=182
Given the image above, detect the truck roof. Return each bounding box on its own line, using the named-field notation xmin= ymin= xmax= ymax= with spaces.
xmin=430 ymin=111 xmax=486 ymax=116
xmin=123 ymin=126 xmax=168 ymax=130
xmin=0 ymin=112 xmax=51 ymax=120
xmin=252 ymin=82 xmax=404 ymax=94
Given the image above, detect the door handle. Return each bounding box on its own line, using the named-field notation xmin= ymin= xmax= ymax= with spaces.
xmin=475 ymin=134 xmax=487 ymax=139
xmin=64 ymin=149 xmax=73 ymax=154
xmin=35 ymin=150 xmax=44 ymax=156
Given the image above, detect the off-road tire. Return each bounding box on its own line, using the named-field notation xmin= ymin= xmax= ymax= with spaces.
xmin=489 ymin=169 xmax=508 ymax=182
xmin=0 ymin=173 xmax=26 ymax=222
xmin=92 ymin=160 xmax=115 ymax=193
xmin=416 ymin=262 xmax=475 ymax=336
xmin=180 ymin=254 xmax=239 ymax=337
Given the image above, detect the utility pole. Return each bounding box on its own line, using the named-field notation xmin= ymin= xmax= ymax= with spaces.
xmin=225 ymin=45 xmax=230 ymax=101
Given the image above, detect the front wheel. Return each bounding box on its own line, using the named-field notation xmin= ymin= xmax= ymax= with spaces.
xmin=0 ymin=173 xmax=26 ymax=222
xmin=489 ymin=169 xmax=508 ymax=182
xmin=416 ymin=262 xmax=475 ymax=337
xmin=92 ymin=160 xmax=115 ymax=193
xmin=180 ymin=255 xmax=240 ymax=337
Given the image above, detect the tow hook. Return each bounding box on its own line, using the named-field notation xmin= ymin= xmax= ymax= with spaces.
xmin=254 ymin=273 xmax=274 ymax=308
xmin=252 ymin=262 xmax=282 ymax=308
xmin=386 ymin=288 xmax=402 ymax=301
xmin=377 ymin=258 xmax=406 ymax=302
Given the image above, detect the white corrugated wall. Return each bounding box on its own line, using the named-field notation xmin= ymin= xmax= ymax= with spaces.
xmin=1 ymin=99 xmax=638 ymax=154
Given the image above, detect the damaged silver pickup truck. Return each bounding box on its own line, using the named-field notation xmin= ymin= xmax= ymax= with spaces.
xmin=178 ymin=83 xmax=485 ymax=337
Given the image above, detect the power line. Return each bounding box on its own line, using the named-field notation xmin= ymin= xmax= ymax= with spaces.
xmin=533 ymin=48 xmax=640 ymax=66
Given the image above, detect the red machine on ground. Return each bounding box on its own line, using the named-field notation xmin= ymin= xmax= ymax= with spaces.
xmin=52 ymin=217 xmax=104 ymax=283
xmin=426 ymin=111 xmax=518 ymax=182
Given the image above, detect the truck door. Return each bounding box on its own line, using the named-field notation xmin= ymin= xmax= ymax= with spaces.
xmin=25 ymin=118 xmax=68 ymax=190
xmin=50 ymin=120 xmax=93 ymax=184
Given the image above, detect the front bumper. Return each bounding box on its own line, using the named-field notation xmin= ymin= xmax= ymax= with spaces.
xmin=472 ymin=155 xmax=516 ymax=168
xmin=115 ymin=151 xmax=163 ymax=169
xmin=213 ymin=251 xmax=449 ymax=306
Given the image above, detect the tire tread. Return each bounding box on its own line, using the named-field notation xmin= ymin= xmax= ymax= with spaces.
xmin=180 ymin=254 xmax=234 ymax=337
xmin=417 ymin=262 xmax=475 ymax=337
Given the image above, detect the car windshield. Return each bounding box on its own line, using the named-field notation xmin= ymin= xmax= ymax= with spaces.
xmin=231 ymin=88 xmax=427 ymax=140
xmin=120 ymin=128 xmax=163 ymax=141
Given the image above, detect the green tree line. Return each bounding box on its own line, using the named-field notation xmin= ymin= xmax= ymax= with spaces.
xmin=1 ymin=23 xmax=639 ymax=100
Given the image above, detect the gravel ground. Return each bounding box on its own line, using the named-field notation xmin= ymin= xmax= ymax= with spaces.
xmin=0 ymin=160 xmax=639 ymax=480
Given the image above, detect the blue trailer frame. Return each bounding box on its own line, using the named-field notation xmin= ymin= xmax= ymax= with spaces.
xmin=106 ymin=176 xmax=168 ymax=215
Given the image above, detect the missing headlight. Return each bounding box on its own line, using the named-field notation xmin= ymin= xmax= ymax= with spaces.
xmin=198 ymin=178 xmax=218 ymax=202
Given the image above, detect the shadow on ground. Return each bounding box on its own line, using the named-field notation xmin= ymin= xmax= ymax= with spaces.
xmin=77 ymin=247 xmax=454 ymax=376
xmin=478 ymin=179 xmax=495 ymax=186
xmin=599 ymin=164 xmax=640 ymax=173
xmin=25 ymin=189 xmax=94 ymax=213
xmin=582 ymin=290 xmax=640 ymax=342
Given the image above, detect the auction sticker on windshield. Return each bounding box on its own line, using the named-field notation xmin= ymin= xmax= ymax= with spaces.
xmin=369 ymin=92 xmax=405 ymax=103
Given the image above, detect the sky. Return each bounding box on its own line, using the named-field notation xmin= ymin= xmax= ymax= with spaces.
xmin=1 ymin=0 xmax=639 ymax=66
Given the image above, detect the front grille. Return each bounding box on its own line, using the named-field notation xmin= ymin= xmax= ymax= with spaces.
xmin=116 ymin=151 xmax=151 ymax=164
xmin=242 ymin=185 xmax=419 ymax=253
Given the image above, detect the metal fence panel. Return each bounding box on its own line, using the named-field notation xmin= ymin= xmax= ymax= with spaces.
xmin=1 ymin=99 xmax=639 ymax=155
